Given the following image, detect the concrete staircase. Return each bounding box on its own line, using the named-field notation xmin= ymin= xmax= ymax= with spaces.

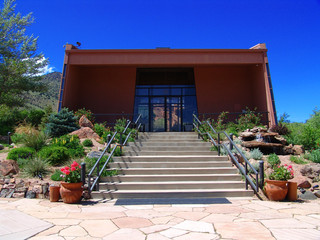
xmin=91 ymin=132 xmax=254 ymax=199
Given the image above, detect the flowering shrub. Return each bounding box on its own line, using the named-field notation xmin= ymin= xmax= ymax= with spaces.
xmin=269 ymin=164 xmax=294 ymax=181
xmin=60 ymin=161 xmax=82 ymax=183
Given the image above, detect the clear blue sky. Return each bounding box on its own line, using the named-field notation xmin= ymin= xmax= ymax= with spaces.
xmin=10 ymin=0 xmax=320 ymax=123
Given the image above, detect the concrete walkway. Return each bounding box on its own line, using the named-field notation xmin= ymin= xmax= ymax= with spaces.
xmin=0 ymin=197 xmax=319 ymax=240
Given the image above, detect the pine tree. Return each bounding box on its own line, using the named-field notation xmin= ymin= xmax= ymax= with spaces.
xmin=0 ymin=0 xmax=48 ymax=107
xmin=46 ymin=108 xmax=79 ymax=137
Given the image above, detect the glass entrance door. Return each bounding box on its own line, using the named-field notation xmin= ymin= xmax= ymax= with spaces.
xmin=150 ymin=96 xmax=182 ymax=132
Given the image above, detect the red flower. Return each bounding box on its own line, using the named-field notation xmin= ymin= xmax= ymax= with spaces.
xmin=60 ymin=167 xmax=65 ymax=172
xmin=71 ymin=167 xmax=76 ymax=171
xmin=65 ymin=166 xmax=70 ymax=170
xmin=65 ymin=170 xmax=70 ymax=175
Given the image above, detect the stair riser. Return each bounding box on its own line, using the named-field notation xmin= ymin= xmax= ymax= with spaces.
xmin=137 ymin=139 xmax=203 ymax=143
xmin=91 ymin=191 xmax=254 ymax=199
xmin=101 ymin=175 xmax=242 ymax=182
xmin=139 ymin=132 xmax=197 ymax=136
xmin=113 ymin=156 xmax=228 ymax=162
xmin=116 ymin=168 xmax=238 ymax=175
xmin=125 ymin=146 xmax=211 ymax=152
xmin=109 ymin=162 xmax=232 ymax=168
xmin=139 ymin=136 xmax=199 ymax=140
xmin=128 ymin=151 xmax=218 ymax=156
xmin=128 ymin=142 xmax=212 ymax=147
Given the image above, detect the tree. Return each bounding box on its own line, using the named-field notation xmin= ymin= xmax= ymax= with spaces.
xmin=0 ymin=0 xmax=47 ymax=107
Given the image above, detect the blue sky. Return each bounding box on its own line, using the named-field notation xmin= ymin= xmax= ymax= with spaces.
xmin=10 ymin=0 xmax=320 ymax=123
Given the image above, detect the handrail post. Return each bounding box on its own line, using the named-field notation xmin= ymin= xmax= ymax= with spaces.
xmin=217 ymin=133 xmax=220 ymax=156
xmin=229 ymin=133 xmax=234 ymax=151
xmin=259 ymin=160 xmax=264 ymax=189
xmin=107 ymin=134 xmax=111 ymax=152
xmin=7 ymin=132 xmax=11 ymax=145
xmin=96 ymin=160 xmax=100 ymax=191
xmin=120 ymin=132 xmax=123 ymax=153
xmin=81 ymin=162 xmax=86 ymax=185
xmin=245 ymin=162 xmax=248 ymax=190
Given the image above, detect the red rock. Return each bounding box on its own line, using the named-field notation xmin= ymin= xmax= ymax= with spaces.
xmin=13 ymin=192 xmax=25 ymax=198
xmin=298 ymin=180 xmax=312 ymax=189
xmin=0 ymin=160 xmax=19 ymax=176
xmin=293 ymin=145 xmax=304 ymax=155
xmin=79 ymin=115 xmax=94 ymax=129
xmin=70 ymin=127 xmax=100 ymax=141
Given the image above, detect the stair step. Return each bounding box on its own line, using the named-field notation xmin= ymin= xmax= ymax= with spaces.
xmin=101 ymin=174 xmax=242 ymax=182
xmin=127 ymin=151 xmax=217 ymax=156
xmin=128 ymin=142 xmax=212 ymax=147
xmin=113 ymin=155 xmax=228 ymax=162
xmin=91 ymin=189 xmax=254 ymax=199
xmin=109 ymin=161 xmax=232 ymax=168
xmin=99 ymin=181 xmax=246 ymax=190
xmin=125 ymin=146 xmax=211 ymax=152
xmin=115 ymin=167 xmax=238 ymax=175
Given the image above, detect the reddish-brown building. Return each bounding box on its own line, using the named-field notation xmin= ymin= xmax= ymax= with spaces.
xmin=59 ymin=43 xmax=277 ymax=131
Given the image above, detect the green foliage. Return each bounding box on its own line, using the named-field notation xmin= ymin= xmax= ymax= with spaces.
xmin=50 ymin=134 xmax=85 ymax=158
xmin=0 ymin=0 xmax=47 ymax=107
xmin=267 ymin=153 xmax=281 ymax=169
xmin=38 ymin=146 xmax=70 ymax=166
xmin=94 ymin=123 xmax=107 ymax=137
xmin=46 ymin=108 xmax=79 ymax=137
xmin=305 ymin=149 xmax=320 ymax=163
xmin=269 ymin=165 xmax=294 ymax=181
xmin=20 ymin=131 xmax=48 ymax=151
xmin=82 ymin=139 xmax=93 ymax=147
xmin=248 ymin=162 xmax=260 ymax=175
xmin=108 ymin=146 xmax=123 ymax=156
xmin=290 ymin=155 xmax=308 ymax=164
xmin=26 ymin=109 xmax=45 ymax=127
xmin=10 ymin=133 xmax=24 ymax=143
xmin=60 ymin=161 xmax=82 ymax=183
xmin=0 ymin=104 xmax=22 ymax=135
xmin=74 ymin=108 xmax=95 ymax=123
xmin=51 ymin=169 xmax=63 ymax=181
xmin=237 ymin=107 xmax=262 ymax=131
xmin=114 ymin=118 xmax=127 ymax=133
xmin=85 ymin=156 xmax=115 ymax=177
xmin=21 ymin=157 xmax=50 ymax=178
xmin=7 ymin=147 xmax=35 ymax=160
xmin=250 ymin=148 xmax=263 ymax=160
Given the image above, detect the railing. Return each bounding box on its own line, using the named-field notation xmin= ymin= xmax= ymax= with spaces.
xmin=87 ymin=114 xmax=142 ymax=193
xmin=193 ymin=114 xmax=264 ymax=193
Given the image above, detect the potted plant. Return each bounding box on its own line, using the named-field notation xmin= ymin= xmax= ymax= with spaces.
xmin=265 ymin=164 xmax=294 ymax=201
xmin=60 ymin=161 xmax=83 ymax=203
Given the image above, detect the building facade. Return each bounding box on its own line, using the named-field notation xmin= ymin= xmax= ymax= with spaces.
xmin=59 ymin=43 xmax=277 ymax=131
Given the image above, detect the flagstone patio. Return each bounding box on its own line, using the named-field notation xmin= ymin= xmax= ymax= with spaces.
xmin=0 ymin=197 xmax=319 ymax=240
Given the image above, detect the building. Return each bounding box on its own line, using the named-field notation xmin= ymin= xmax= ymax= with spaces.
xmin=58 ymin=43 xmax=277 ymax=131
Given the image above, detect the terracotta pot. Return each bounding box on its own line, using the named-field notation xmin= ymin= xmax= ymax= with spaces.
xmin=49 ymin=185 xmax=60 ymax=202
xmin=60 ymin=182 xmax=83 ymax=204
xmin=265 ymin=179 xmax=288 ymax=201
xmin=286 ymin=181 xmax=298 ymax=201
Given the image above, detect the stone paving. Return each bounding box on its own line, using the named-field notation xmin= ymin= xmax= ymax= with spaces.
xmin=0 ymin=197 xmax=319 ymax=240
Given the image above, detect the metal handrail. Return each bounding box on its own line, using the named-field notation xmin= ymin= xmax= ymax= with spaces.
xmin=87 ymin=114 xmax=142 ymax=193
xmin=193 ymin=114 xmax=262 ymax=193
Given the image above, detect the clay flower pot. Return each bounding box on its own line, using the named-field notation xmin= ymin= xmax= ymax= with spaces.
xmin=60 ymin=182 xmax=83 ymax=204
xmin=265 ymin=179 xmax=288 ymax=201
xmin=49 ymin=185 xmax=60 ymax=202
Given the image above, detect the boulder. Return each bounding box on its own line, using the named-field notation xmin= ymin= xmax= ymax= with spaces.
xmin=0 ymin=160 xmax=19 ymax=176
xmin=299 ymin=191 xmax=318 ymax=200
xmin=297 ymin=180 xmax=312 ymax=189
xmin=300 ymin=164 xmax=320 ymax=179
xmin=70 ymin=127 xmax=100 ymax=141
xmin=239 ymin=132 xmax=255 ymax=141
xmin=79 ymin=115 xmax=94 ymax=129
xmin=314 ymin=190 xmax=320 ymax=198
xmin=241 ymin=141 xmax=284 ymax=155
xmin=87 ymin=151 xmax=103 ymax=159
xmin=292 ymin=145 xmax=305 ymax=155
xmin=0 ymin=144 xmax=4 ymax=150
xmin=274 ymin=135 xmax=287 ymax=145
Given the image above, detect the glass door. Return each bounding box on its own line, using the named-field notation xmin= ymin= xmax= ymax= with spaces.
xmin=166 ymin=97 xmax=181 ymax=132
xmin=150 ymin=97 xmax=165 ymax=132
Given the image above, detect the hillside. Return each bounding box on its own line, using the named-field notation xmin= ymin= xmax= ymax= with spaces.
xmin=24 ymin=72 xmax=62 ymax=110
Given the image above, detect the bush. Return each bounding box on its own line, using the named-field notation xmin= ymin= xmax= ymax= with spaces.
xmin=7 ymin=147 xmax=35 ymax=161
xmin=51 ymin=135 xmax=85 ymax=158
xmin=290 ymin=155 xmax=307 ymax=164
xmin=46 ymin=108 xmax=79 ymax=137
xmin=10 ymin=133 xmax=25 ymax=144
xmin=237 ymin=107 xmax=262 ymax=131
xmin=21 ymin=157 xmax=50 ymax=178
xmin=82 ymin=139 xmax=93 ymax=147
xmin=85 ymin=156 xmax=114 ymax=177
xmin=21 ymin=131 xmax=48 ymax=151
xmin=38 ymin=146 xmax=70 ymax=166
xmin=74 ymin=108 xmax=95 ymax=123
xmin=250 ymin=148 xmax=263 ymax=160
xmin=26 ymin=109 xmax=45 ymax=127
xmin=269 ymin=123 xmax=290 ymax=136
xmin=0 ymin=105 xmax=22 ymax=135
xmin=94 ymin=123 xmax=107 ymax=137
xmin=306 ymin=149 xmax=320 ymax=163
xmin=51 ymin=169 xmax=63 ymax=181
xmin=267 ymin=153 xmax=281 ymax=169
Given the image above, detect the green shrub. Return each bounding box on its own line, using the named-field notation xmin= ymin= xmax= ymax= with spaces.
xmin=82 ymin=139 xmax=93 ymax=147
xmin=108 ymin=146 xmax=122 ymax=156
xmin=7 ymin=147 xmax=35 ymax=161
xmin=0 ymin=105 xmax=22 ymax=135
xmin=74 ymin=108 xmax=95 ymax=123
xmin=101 ymin=128 xmax=113 ymax=142
xmin=94 ymin=123 xmax=107 ymax=137
xmin=51 ymin=169 xmax=63 ymax=181
xmin=10 ymin=133 xmax=25 ymax=144
xmin=237 ymin=107 xmax=262 ymax=131
xmin=85 ymin=156 xmax=114 ymax=176
xmin=250 ymin=148 xmax=263 ymax=160
xmin=21 ymin=157 xmax=50 ymax=178
xmin=51 ymin=135 xmax=85 ymax=158
xmin=21 ymin=131 xmax=48 ymax=151
xmin=16 ymin=158 xmax=29 ymax=169
xmin=38 ymin=146 xmax=70 ymax=166
xmin=290 ymin=155 xmax=308 ymax=164
xmin=306 ymin=149 xmax=320 ymax=163
xmin=267 ymin=153 xmax=281 ymax=169
xmin=248 ymin=162 xmax=260 ymax=174
xmin=46 ymin=108 xmax=79 ymax=137
xmin=27 ymin=109 xmax=45 ymax=127
xmin=269 ymin=122 xmax=290 ymax=135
